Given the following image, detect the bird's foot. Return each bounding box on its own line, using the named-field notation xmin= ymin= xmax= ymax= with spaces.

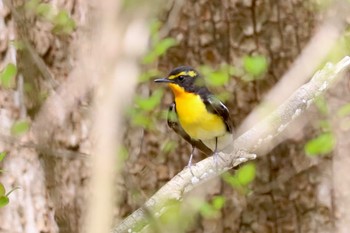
xmin=213 ymin=151 xmax=219 ymax=171
xmin=213 ymin=151 xmax=228 ymax=171
xmin=187 ymin=163 xmax=196 ymax=177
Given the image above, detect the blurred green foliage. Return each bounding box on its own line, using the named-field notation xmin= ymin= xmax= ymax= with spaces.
xmin=25 ymin=0 xmax=76 ymax=34
xmin=317 ymin=120 xmax=331 ymax=132
xmin=11 ymin=120 xmax=30 ymax=136
xmin=10 ymin=40 xmax=25 ymax=50
xmin=327 ymin=29 xmax=350 ymax=63
xmin=129 ymin=89 xmax=163 ymax=129
xmin=0 ymin=152 xmax=18 ymax=208
xmin=0 ymin=193 xmax=9 ymax=208
xmin=129 ymin=20 xmax=178 ymax=131
xmin=118 ymin=146 xmax=129 ymax=162
xmin=143 ymin=20 xmax=177 ymax=64
xmin=143 ymin=38 xmax=177 ymax=64
xmin=135 ymin=89 xmax=163 ymax=112
xmin=0 ymin=183 xmax=5 ymax=196
xmin=161 ymin=139 xmax=178 ymax=153
xmin=314 ymin=96 xmax=328 ymax=115
xmin=242 ymin=55 xmax=268 ymax=81
xmin=155 ymin=200 xmax=194 ymax=233
xmin=199 ymin=64 xmax=234 ymax=102
xmin=148 ymin=195 xmax=227 ymax=232
xmin=197 ymin=196 xmax=226 ymax=218
xmin=199 ymin=64 xmax=235 ymax=87
xmin=304 ymin=94 xmax=336 ymax=157
xmin=305 ymin=132 xmax=335 ymax=156
xmin=0 ymin=63 xmax=17 ymax=89
xmin=52 ymin=10 xmax=76 ymax=34
xmin=0 ymin=152 xmax=6 ymax=162
xmin=222 ymin=162 xmax=256 ymax=193
xmin=337 ymin=103 xmax=350 ymax=117
xmin=139 ymin=69 xmax=161 ymax=83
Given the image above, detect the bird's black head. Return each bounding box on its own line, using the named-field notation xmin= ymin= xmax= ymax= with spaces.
xmin=154 ymin=66 xmax=205 ymax=93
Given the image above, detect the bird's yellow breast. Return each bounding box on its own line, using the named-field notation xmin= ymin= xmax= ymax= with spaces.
xmin=169 ymin=83 xmax=226 ymax=140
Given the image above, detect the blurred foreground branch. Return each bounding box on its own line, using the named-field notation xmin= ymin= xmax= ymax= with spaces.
xmin=81 ymin=2 xmax=150 ymax=233
xmin=113 ymin=56 xmax=350 ymax=233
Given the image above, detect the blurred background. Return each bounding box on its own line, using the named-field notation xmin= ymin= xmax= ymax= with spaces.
xmin=0 ymin=0 xmax=349 ymax=233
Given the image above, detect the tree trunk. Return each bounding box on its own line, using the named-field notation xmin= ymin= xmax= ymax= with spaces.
xmin=0 ymin=1 xmax=90 ymax=232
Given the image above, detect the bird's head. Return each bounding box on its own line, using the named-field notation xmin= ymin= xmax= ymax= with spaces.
xmin=154 ymin=66 xmax=205 ymax=96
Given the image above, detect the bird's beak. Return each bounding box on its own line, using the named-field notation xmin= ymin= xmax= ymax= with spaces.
xmin=154 ymin=78 xmax=172 ymax=83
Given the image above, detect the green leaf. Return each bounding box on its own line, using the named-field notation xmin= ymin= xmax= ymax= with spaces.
xmin=200 ymin=64 xmax=235 ymax=87
xmin=10 ymin=40 xmax=26 ymax=50
xmin=199 ymin=65 xmax=212 ymax=76
xmin=138 ymin=69 xmax=161 ymax=83
xmin=159 ymin=200 xmax=182 ymax=224
xmin=243 ymin=55 xmax=268 ymax=77
xmin=212 ymin=196 xmax=225 ymax=210
xmin=149 ymin=20 xmax=161 ymax=42
xmin=314 ymin=96 xmax=328 ymax=115
xmin=305 ymin=132 xmax=336 ymax=156
xmin=198 ymin=202 xmax=217 ymax=218
xmin=118 ymin=146 xmax=129 ymax=162
xmin=216 ymin=91 xmax=230 ymax=102
xmin=337 ymin=103 xmax=350 ymax=117
xmin=143 ymin=38 xmax=177 ymax=64
xmin=153 ymin=38 xmax=177 ymax=55
xmin=222 ymin=163 xmax=256 ymax=190
xmin=222 ymin=172 xmax=240 ymax=188
xmin=11 ymin=120 xmax=30 ymax=136
xmin=161 ymin=140 xmax=177 ymax=153
xmin=0 ymin=183 xmax=5 ymax=196
xmin=0 ymin=152 xmax=6 ymax=162
xmin=25 ymin=0 xmax=40 ymax=10
xmin=122 ymin=0 xmax=142 ymax=11
xmin=206 ymin=71 xmax=230 ymax=87
xmin=36 ymin=3 xmax=56 ymax=20
xmin=0 ymin=63 xmax=17 ymax=89
xmin=135 ymin=90 xmax=163 ymax=111
xmin=0 ymin=196 xmax=9 ymax=208
xmin=237 ymin=163 xmax=256 ymax=186
xmin=130 ymin=110 xmax=153 ymax=129
xmin=318 ymin=120 xmax=331 ymax=132
xmin=52 ymin=10 xmax=76 ymax=34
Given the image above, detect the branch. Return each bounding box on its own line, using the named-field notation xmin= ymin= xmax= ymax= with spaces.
xmin=113 ymin=56 xmax=350 ymax=233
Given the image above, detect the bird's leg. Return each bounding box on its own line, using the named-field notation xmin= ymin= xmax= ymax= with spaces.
xmin=188 ymin=146 xmax=195 ymax=176
xmin=213 ymin=137 xmax=219 ymax=170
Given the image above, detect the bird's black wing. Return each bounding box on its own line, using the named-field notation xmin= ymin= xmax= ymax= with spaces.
xmin=203 ymin=95 xmax=233 ymax=133
xmin=167 ymin=103 xmax=213 ymax=155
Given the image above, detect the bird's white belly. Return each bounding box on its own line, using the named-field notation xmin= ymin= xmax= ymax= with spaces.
xmin=201 ymin=132 xmax=233 ymax=152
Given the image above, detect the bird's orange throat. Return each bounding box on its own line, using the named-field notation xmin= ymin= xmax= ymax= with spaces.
xmin=168 ymin=83 xmax=187 ymax=97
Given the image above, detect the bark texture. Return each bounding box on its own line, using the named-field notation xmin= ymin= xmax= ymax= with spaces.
xmin=328 ymin=73 xmax=350 ymax=233
xmin=0 ymin=1 xmax=90 ymax=233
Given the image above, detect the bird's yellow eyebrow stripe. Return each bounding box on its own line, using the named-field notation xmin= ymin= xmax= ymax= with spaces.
xmin=168 ymin=70 xmax=197 ymax=79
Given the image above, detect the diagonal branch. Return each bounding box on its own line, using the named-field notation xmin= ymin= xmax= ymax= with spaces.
xmin=113 ymin=56 xmax=350 ymax=233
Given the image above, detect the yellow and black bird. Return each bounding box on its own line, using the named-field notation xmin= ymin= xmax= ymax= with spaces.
xmin=155 ymin=66 xmax=233 ymax=173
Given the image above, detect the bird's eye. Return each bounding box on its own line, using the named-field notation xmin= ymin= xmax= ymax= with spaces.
xmin=178 ymin=76 xmax=185 ymax=81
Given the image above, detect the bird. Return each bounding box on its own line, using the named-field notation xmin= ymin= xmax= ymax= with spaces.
xmin=154 ymin=66 xmax=233 ymax=174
